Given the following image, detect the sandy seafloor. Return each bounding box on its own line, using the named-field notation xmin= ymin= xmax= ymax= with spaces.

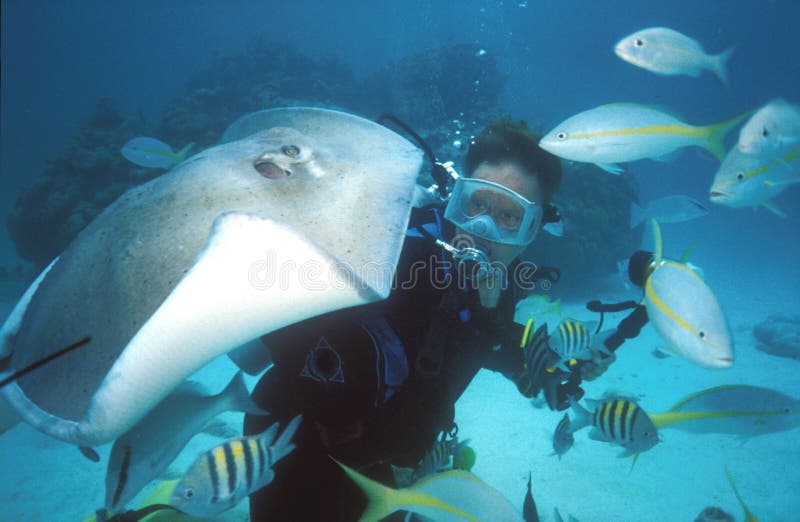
xmin=0 ymin=234 xmax=798 ymax=522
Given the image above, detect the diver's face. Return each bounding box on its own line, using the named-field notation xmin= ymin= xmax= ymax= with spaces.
xmin=459 ymin=161 xmax=543 ymax=266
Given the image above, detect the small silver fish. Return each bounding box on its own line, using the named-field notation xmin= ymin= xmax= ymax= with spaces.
xmin=170 ymin=415 xmax=302 ymax=517
xmin=105 ymin=372 xmax=268 ymax=511
xmin=630 ymin=195 xmax=709 ymax=228
xmin=551 ymin=412 xmax=574 ymax=460
xmin=614 ymin=27 xmax=734 ymax=85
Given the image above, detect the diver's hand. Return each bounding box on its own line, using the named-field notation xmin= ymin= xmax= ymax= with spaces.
xmin=580 ymin=351 xmax=616 ymax=381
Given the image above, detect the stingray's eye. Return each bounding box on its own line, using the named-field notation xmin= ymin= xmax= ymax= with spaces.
xmin=736 ymin=172 xmax=745 ymax=181
xmin=762 ymin=127 xmax=770 ymax=138
xmin=183 ymin=488 xmax=195 ymax=500
xmin=556 ymin=131 xmax=568 ymax=140
xmin=634 ymin=39 xmax=644 ymax=47
xmin=282 ymin=145 xmax=300 ymax=157
xmin=698 ymin=330 xmax=706 ymax=340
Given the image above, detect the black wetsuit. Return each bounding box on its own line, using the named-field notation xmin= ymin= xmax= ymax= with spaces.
xmin=244 ymin=206 xmax=529 ymax=521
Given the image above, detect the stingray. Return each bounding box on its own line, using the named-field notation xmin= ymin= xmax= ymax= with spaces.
xmin=0 ymin=107 xmax=422 ymax=446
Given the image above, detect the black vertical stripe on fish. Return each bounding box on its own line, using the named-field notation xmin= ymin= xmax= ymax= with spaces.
xmin=620 ymin=401 xmax=631 ymax=441
xmin=257 ymin=438 xmax=266 ymax=479
xmin=207 ymin=451 xmax=220 ymax=503
xmin=112 ymin=445 xmax=132 ymax=508
xmin=223 ymin=442 xmax=237 ymax=496
xmin=629 ymin=405 xmax=641 ymax=443
xmin=607 ymin=400 xmax=618 ymax=440
xmin=242 ymin=438 xmax=254 ymax=492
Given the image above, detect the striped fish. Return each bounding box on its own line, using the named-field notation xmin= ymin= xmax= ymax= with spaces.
xmin=549 ymin=319 xmax=598 ymax=371
xmin=570 ymin=398 xmax=658 ymax=458
xmin=170 ymin=415 xmax=302 ymax=517
xmin=517 ymin=322 xmax=559 ymax=399
xmin=539 ymin=103 xmax=750 ymax=175
xmin=551 ymin=413 xmax=574 ymax=460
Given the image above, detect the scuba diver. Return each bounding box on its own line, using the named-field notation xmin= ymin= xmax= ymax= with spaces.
xmin=242 ymin=118 xmax=651 ymax=521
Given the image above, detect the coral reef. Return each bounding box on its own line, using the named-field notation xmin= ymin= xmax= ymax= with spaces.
xmin=525 ymin=163 xmax=642 ymax=283
xmin=7 ymin=98 xmax=156 ymax=267
xmin=7 ymin=40 xmax=505 ymax=268
xmin=753 ymin=314 xmax=800 ymax=359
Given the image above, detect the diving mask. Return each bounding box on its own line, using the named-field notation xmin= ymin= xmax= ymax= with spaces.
xmin=444 ymin=177 xmax=543 ymax=246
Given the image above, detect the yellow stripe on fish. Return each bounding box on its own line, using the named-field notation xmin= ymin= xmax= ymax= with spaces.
xmin=570 ymin=123 xmax=706 ymax=140
xmin=645 ymin=261 xmax=701 ymax=336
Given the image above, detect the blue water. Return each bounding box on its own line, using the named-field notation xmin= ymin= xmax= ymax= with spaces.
xmin=1 ymin=1 xmax=799 ymax=521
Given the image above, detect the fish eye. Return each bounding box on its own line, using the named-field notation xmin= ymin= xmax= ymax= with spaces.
xmin=556 ymin=131 xmax=568 ymax=140
xmin=761 ymin=127 xmax=770 ymax=138
xmin=634 ymin=39 xmax=644 ymax=47
xmin=736 ymin=172 xmax=745 ymax=181
xmin=698 ymin=330 xmax=706 ymax=339
xmin=282 ymin=145 xmax=300 ymax=157
xmin=183 ymin=488 xmax=195 ymax=500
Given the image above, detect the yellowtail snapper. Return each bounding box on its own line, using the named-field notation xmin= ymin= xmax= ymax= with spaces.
xmin=738 ymin=98 xmax=800 ymax=156
xmin=551 ymin=412 xmax=574 ymax=460
xmin=539 ymin=103 xmax=750 ymax=175
xmin=335 ymin=458 xmax=524 ymax=522
xmin=644 ymin=220 xmax=734 ymax=368
xmin=170 ymin=415 xmax=301 ymax=517
xmin=570 ymin=397 xmax=659 ymax=458
xmin=710 ymin=145 xmax=800 ymax=217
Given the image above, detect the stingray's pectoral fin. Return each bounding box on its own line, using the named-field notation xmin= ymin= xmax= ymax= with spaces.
xmin=73 ymin=212 xmax=388 ymax=445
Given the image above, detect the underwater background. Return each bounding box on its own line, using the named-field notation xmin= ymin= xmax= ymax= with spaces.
xmin=1 ymin=1 xmax=799 ymax=521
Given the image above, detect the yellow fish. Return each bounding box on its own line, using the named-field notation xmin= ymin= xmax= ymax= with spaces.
xmin=643 ymin=220 xmax=733 ymax=368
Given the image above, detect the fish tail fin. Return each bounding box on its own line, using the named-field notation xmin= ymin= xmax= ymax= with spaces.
xmin=712 ymin=47 xmax=735 ymax=86
xmin=630 ymin=201 xmax=644 ymax=229
xmin=702 ymin=110 xmax=752 ymax=161
xmin=173 ymin=142 xmax=195 ymax=162
xmin=270 ymin=414 xmax=302 ymax=463
xmin=221 ymin=371 xmax=268 ymax=416
xmin=569 ymin=397 xmax=591 ymax=432
xmin=333 ymin=458 xmax=400 ymax=522
xmin=725 ymin=467 xmax=756 ymax=519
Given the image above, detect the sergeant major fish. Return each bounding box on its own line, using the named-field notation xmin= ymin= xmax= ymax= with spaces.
xmin=539 ymin=103 xmax=749 ymax=175
xmin=105 ymin=372 xmax=268 ymax=511
xmin=170 ymin=415 xmax=302 ymax=517
xmin=549 ymin=318 xmax=603 ymax=371
xmin=570 ymin=397 xmax=659 ymax=458
xmin=551 ymin=412 xmax=574 ymax=460
xmin=614 ymin=27 xmax=735 ymax=85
